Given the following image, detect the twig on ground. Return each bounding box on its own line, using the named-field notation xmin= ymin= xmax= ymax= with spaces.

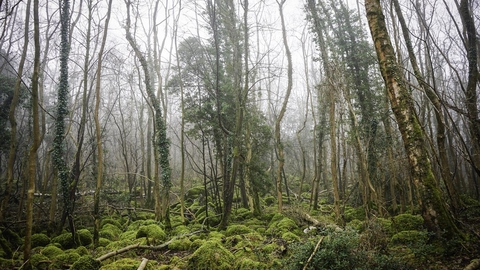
xmin=303 ymin=236 xmax=324 ymax=270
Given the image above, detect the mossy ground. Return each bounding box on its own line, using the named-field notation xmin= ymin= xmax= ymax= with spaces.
xmin=1 ymin=194 xmax=479 ymax=269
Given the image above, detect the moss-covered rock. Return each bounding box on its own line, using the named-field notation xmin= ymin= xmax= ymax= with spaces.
xmin=100 ymin=224 xmax=122 ymax=241
xmin=77 ymin=228 xmax=93 ymax=246
xmin=30 ymin=253 xmax=50 ymax=269
xmin=234 ymin=257 xmax=263 ymax=270
xmin=225 ymin=224 xmax=253 ymax=236
xmin=136 ymin=224 xmax=166 ymax=244
xmin=100 ymin=218 xmax=123 ymax=229
xmin=75 ymin=245 xmax=89 ymax=256
xmin=392 ymin=214 xmax=424 ymax=232
xmin=100 ymin=257 xmax=150 ymax=270
xmin=391 ymin=230 xmax=428 ymax=245
xmin=185 ymin=186 xmax=205 ymax=201
xmin=31 ymin=233 xmax=50 ymax=248
xmin=343 ymin=206 xmax=366 ymax=222
xmin=172 ymin=225 xmax=190 ymax=235
xmin=168 ymin=238 xmax=192 ymax=251
xmin=98 ymin=237 xmax=111 ymax=247
xmin=233 ymin=208 xmax=253 ymax=221
xmin=52 ymin=232 xmax=76 ymax=249
xmin=127 ymin=219 xmax=158 ymax=231
xmin=119 ymin=230 xmax=137 ymax=241
xmin=51 ymin=251 xmax=81 ymax=269
xmin=266 ymin=216 xmax=298 ymax=237
xmin=282 ymin=231 xmax=300 ymax=242
xmin=70 ymin=255 xmax=101 ymax=270
xmin=41 ymin=245 xmax=64 ymax=259
xmin=187 ymin=240 xmax=235 ymax=270
xmin=264 ymin=196 xmax=275 ymax=206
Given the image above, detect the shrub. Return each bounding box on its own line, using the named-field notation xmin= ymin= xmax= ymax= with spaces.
xmin=187 ymin=240 xmax=235 ymax=270
xmin=31 ymin=233 xmax=50 ymax=248
xmin=391 ymin=230 xmax=428 ymax=246
xmin=343 ymin=206 xmax=366 ymax=222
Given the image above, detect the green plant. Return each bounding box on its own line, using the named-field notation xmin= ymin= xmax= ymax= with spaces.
xmin=187 ymin=240 xmax=235 ymax=270
xmin=31 ymin=233 xmax=50 ymax=248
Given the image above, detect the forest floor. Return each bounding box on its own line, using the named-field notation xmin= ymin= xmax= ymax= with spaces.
xmin=1 ymin=191 xmax=479 ymax=269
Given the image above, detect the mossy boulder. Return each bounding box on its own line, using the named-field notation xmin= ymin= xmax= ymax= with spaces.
xmin=225 ymin=224 xmax=253 ymax=236
xmin=31 ymin=233 xmax=50 ymax=248
xmin=282 ymin=231 xmax=300 ymax=242
xmin=391 ymin=230 xmax=428 ymax=246
xmin=75 ymin=246 xmax=90 ymax=256
xmin=266 ymin=215 xmax=298 ymax=237
xmin=52 ymin=232 xmax=76 ymax=249
xmin=70 ymin=255 xmax=101 ymax=270
xmin=235 ymin=257 xmax=263 ymax=270
xmin=77 ymin=228 xmax=93 ymax=246
xmin=185 ymin=186 xmax=205 ymax=201
xmin=187 ymin=240 xmax=235 ymax=270
xmin=100 ymin=218 xmax=123 ymax=229
xmin=41 ymin=245 xmax=64 ymax=259
xmin=51 ymin=251 xmax=81 ymax=269
xmin=264 ymin=196 xmax=275 ymax=206
xmin=30 ymin=253 xmax=50 ymax=269
xmin=168 ymin=238 xmax=192 ymax=251
xmin=233 ymin=208 xmax=253 ymax=221
xmin=100 ymin=257 xmax=155 ymax=269
xmin=344 ymin=206 xmax=366 ymax=222
xmin=100 ymin=224 xmax=122 ymax=241
xmin=119 ymin=230 xmax=137 ymax=241
xmin=136 ymin=224 xmax=166 ymax=243
xmin=127 ymin=219 xmax=158 ymax=231
xmin=98 ymin=237 xmax=111 ymax=247
xmin=392 ymin=214 xmax=424 ymax=232
xmin=172 ymin=225 xmax=190 ymax=235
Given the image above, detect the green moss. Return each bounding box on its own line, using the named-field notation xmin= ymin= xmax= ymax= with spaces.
xmin=172 ymin=225 xmax=190 ymax=235
xmin=100 ymin=258 xmax=143 ymax=269
xmin=225 ymin=224 xmax=253 ymax=236
xmin=77 ymin=229 xmax=93 ymax=246
xmin=98 ymin=237 xmax=111 ymax=247
xmin=41 ymin=245 xmax=64 ymax=259
xmin=100 ymin=224 xmax=122 ymax=241
xmin=233 ymin=208 xmax=253 ymax=221
xmin=208 ymin=231 xmax=225 ymax=240
xmin=136 ymin=224 xmax=166 ymax=244
xmin=127 ymin=219 xmax=158 ymax=231
xmin=105 ymin=239 xmax=135 ymax=251
xmin=187 ymin=240 xmax=235 ymax=270
xmin=185 ymin=186 xmax=205 ymax=201
xmin=168 ymin=238 xmax=192 ymax=251
xmin=391 ymin=230 xmax=428 ymax=245
xmin=75 ymin=246 xmax=89 ymax=256
xmin=51 ymin=251 xmax=81 ymax=269
xmin=70 ymin=255 xmax=101 ymax=270
xmin=392 ymin=214 xmax=424 ymax=232
xmin=261 ymin=243 xmax=279 ymax=254
xmin=346 ymin=219 xmax=363 ymax=231
xmin=344 ymin=206 xmax=366 ymax=222
xmin=31 ymin=233 xmax=50 ymax=248
xmin=282 ymin=232 xmax=300 ymax=242
xmin=119 ymin=230 xmax=137 ymax=241
xmin=100 ymin=218 xmax=122 ymax=229
xmin=264 ymin=196 xmax=275 ymax=206
xmin=376 ymin=218 xmax=395 ymax=236
xmin=30 ymin=253 xmax=50 ymax=269
xmin=235 ymin=257 xmax=263 ymax=270
xmin=191 ymin=239 xmax=206 ymax=249
xmin=266 ymin=216 xmax=298 ymax=237
xmin=52 ymin=232 xmax=76 ymax=249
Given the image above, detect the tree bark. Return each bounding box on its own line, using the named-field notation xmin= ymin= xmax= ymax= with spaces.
xmin=364 ymin=0 xmax=460 ymax=239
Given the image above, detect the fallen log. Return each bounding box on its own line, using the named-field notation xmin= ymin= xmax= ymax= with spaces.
xmin=137 ymin=258 xmax=148 ymax=270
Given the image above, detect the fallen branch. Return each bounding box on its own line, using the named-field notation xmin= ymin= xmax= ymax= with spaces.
xmin=464 ymin=259 xmax=480 ymax=270
xmin=303 ymin=236 xmax=324 ymax=270
xmin=137 ymin=258 xmax=148 ymax=270
xmin=95 ymin=229 xmax=205 ymax=261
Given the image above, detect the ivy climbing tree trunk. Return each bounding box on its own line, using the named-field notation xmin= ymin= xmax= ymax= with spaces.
xmin=54 ymin=0 xmax=75 ymax=238
xmin=93 ymin=0 xmax=113 ymax=248
xmin=24 ymin=0 xmax=41 ymax=267
xmin=125 ymin=0 xmax=172 ymax=229
xmin=364 ymin=0 xmax=461 ymax=239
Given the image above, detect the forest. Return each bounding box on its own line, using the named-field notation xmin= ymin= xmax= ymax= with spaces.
xmin=0 ymin=0 xmax=479 ymax=269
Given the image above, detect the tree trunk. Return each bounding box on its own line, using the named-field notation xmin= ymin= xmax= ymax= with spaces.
xmin=275 ymin=0 xmax=293 ymax=213
xmin=0 ymin=0 xmax=31 ymax=222
xmin=93 ymin=0 xmax=113 ymax=248
xmin=24 ymin=0 xmax=41 ymax=267
xmin=364 ymin=0 xmax=460 ymax=239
